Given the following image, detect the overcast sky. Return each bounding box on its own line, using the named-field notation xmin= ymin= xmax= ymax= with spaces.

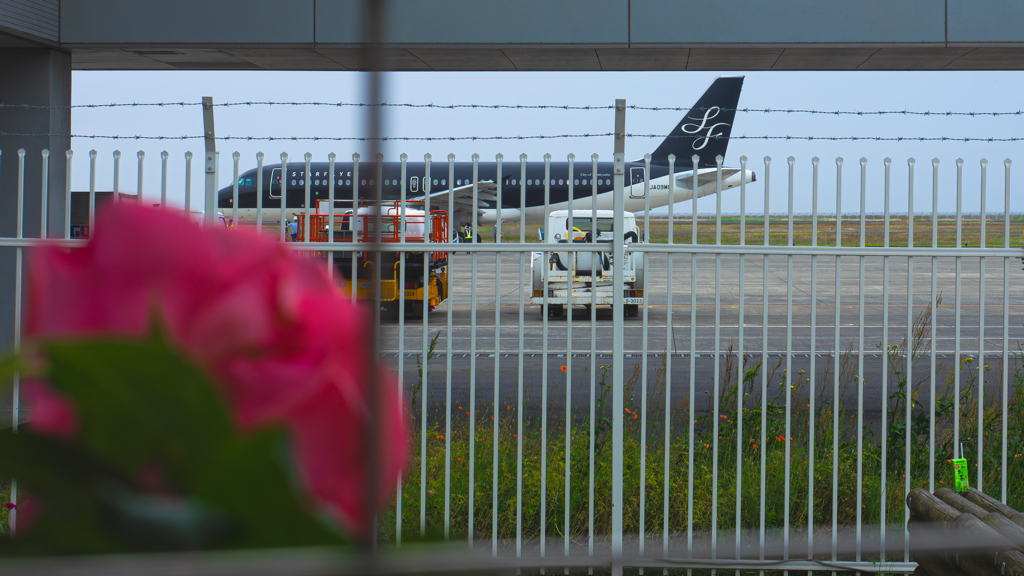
xmin=69 ymin=70 xmax=1024 ymax=214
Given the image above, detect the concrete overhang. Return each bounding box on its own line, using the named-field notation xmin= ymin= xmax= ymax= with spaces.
xmin=3 ymin=0 xmax=1024 ymax=70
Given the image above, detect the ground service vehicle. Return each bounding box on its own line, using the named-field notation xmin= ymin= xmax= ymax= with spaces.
xmin=299 ymin=200 xmax=449 ymax=317
xmin=531 ymin=209 xmax=644 ymax=318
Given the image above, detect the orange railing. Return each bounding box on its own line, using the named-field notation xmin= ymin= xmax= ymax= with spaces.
xmin=297 ymin=201 xmax=449 ymax=262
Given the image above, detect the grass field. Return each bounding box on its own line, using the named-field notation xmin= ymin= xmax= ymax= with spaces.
xmin=489 ymin=216 xmax=1024 ymax=247
xmin=240 ymin=216 xmax=1024 ymax=248
xmin=378 ymin=309 xmax=1024 ymax=547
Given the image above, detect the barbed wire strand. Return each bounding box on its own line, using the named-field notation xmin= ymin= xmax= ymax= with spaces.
xmin=3 ymin=131 xmax=1023 ymax=143
xmin=1 ymin=101 xmax=1024 ymax=117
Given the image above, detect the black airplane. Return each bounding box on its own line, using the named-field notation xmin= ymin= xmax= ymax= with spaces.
xmin=217 ymin=76 xmax=754 ymax=230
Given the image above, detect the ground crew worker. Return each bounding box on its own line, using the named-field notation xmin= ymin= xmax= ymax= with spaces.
xmin=289 ymin=215 xmax=298 ymax=241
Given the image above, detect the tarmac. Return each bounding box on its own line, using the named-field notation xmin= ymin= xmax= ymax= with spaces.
xmin=381 ymin=251 xmax=1024 ymax=427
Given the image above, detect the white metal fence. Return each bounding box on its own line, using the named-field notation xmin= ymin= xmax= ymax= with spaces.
xmin=2 ymin=145 xmax=1023 ymax=574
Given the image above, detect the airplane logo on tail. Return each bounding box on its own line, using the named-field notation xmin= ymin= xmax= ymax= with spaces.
xmin=681 ymin=106 xmax=731 ymax=151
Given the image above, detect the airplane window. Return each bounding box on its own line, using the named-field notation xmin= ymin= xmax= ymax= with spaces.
xmin=551 ymin=179 xmax=556 ymax=185
xmin=559 ymin=179 xmax=564 ymax=185
xmin=574 ymin=179 xmax=579 ymax=185
xmin=291 ymin=179 xmax=297 ymax=186
xmin=433 ymin=179 xmax=438 ymax=185
xmin=361 ymin=180 xmax=366 ymax=185
xmin=238 ymin=178 xmax=245 ymax=186
xmin=441 ymin=179 xmax=446 ymax=185
xmin=346 ymin=179 xmax=351 ymax=185
xmin=510 ymin=179 xmax=516 ymax=185
xmin=246 ymin=178 xmax=252 ymax=186
xmin=369 ymin=180 xmax=374 ymax=185
xmin=457 ymin=179 xmax=462 ymax=185
xmin=527 ymin=179 xmax=533 ymax=185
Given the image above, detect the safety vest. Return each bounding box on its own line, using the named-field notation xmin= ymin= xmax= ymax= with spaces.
xmin=465 ymin=228 xmax=473 ymax=239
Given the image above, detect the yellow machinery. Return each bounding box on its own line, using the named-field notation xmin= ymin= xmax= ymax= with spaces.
xmin=299 ymin=200 xmax=449 ymax=317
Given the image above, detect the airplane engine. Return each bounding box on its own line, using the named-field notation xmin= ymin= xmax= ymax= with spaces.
xmin=477 ymin=208 xmax=522 ymax=226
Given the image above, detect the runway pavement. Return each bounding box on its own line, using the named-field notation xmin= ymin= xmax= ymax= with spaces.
xmin=381 ymin=251 xmax=1024 ymax=425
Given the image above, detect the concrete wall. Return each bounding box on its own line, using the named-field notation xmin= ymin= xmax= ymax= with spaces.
xmin=58 ymin=0 xmax=1024 ymax=46
xmin=0 ymin=48 xmax=71 ymax=355
xmin=0 ymin=0 xmax=58 ymax=44
xmin=41 ymin=0 xmax=1023 ymax=70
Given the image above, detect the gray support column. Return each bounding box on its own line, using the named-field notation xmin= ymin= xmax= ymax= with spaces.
xmin=0 ymin=48 xmax=71 ymax=361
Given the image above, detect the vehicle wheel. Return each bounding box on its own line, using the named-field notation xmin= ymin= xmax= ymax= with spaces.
xmin=405 ymin=300 xmax=425 ymax=319
xmin=382 ymin=301 xmax=400 ymax=320
xmin=624 ymin=304 xmax=639 ymax=318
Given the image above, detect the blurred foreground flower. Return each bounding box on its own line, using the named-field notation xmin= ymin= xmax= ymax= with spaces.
xmin=1 ymin=204 xmax=406 ymax=551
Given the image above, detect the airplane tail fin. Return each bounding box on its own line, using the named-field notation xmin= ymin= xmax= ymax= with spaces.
xmin=649 ymin=76 xmax=744 ymax=168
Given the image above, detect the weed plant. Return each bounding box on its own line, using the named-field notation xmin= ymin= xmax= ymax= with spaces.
xmin=379 ymin=302 xmax=1024 ymax=550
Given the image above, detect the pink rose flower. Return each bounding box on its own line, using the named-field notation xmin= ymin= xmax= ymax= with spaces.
xmin=25 ymin=203 xmax=407 ymax=538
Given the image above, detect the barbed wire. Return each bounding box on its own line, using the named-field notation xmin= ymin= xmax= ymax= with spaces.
xmin=2 ymin=131 xmax=1020 ymax=143
xmin=1 ymin=101 xmax=1024 ymax=117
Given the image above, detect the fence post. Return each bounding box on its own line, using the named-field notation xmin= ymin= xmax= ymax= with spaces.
xmin=611 ymin=98 xmax=626 ymax=576
xmin=202 ymin=96 xmax=217 ymax=225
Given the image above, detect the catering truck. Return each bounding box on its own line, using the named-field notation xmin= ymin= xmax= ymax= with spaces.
xmin=531 ymin=209 xmax=645 ymax=318
xmin=299 ymin=199 xmax=449 ymax=318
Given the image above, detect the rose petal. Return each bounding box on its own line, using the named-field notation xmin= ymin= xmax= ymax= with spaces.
xmin=287 ymin=371 xmax=407 ymax=537
xmin=24 ymin=380 xmax=77 ymax=439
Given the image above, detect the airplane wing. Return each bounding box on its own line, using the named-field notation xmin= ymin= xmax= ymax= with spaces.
xmin=417 ymin=181 xmax=499 ymax=212
xmin=674 ymin=168 xmax=741 ymax=189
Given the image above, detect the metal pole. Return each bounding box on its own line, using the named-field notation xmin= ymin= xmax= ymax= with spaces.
xmin=64 ymin=150 xmax=73 ymax=240
xmin=202 ymin=96 xmax=217 ymax=225
xmin=362 ymin=0 xmax=387 ymax=557
xmin=40 ymin=150 xmax=49 ymax=238
xmin=112 ymin=150 xmax=120 ymax=203
xmin=137 ymin=151 xmax=146 ymax=209
xmin=611 ymin=98 xmax=626 ymax=576
xmin=10 ymin=149 xmax=24 ymax=534
xmin=160 ymin=151 xmax=168 ymax=208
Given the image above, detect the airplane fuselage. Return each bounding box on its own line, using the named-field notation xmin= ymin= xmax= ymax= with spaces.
xmin=218 ymin=160 xmax=751 ymax=226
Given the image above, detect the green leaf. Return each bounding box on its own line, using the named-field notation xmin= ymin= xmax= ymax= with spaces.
xmin=0 ymin=337 xmax=344 ymax=552
xmin=0 ymin=430 xmax=125 ymax=555
xmin=0 ymin=351 xmax=29 ymax=390
xmin=43 ymin=338 xmax=234 ymax=479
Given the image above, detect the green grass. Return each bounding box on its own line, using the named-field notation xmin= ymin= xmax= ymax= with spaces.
xmin=0 ymin=482 xmax=10 ymax=534
xmin=483 ymin=216 xmax=1024 ymax=248
xmin=378 ymin=307 xmax=1024 ymax=546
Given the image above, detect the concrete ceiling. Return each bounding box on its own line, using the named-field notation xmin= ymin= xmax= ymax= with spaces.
xmin=62 ymin=46 xmax=1024 ymax=72
xmin=4 ymin=0 xmax=1024 ymax=71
